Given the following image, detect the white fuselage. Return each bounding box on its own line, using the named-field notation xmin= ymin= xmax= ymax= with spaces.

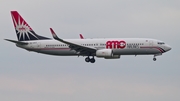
xmin=17 ymin=38 xmax=171 ymax=57
xmin=8 ymin=11 xmax=172 ymax=63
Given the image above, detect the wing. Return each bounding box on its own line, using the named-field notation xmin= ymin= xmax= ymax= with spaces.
xmin=50 ymin=28 xmax=96 ymax=55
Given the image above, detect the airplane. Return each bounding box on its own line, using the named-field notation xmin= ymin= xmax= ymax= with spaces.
xmin=5 ymin=11 xmax=172 ymax=63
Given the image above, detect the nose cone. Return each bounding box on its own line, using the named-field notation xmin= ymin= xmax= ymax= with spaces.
xmin=165 ymin=45 xmax=172 ymax=52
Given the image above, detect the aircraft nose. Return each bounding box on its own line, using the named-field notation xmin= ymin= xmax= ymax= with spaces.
xmin=165 ymin=45 xmax=172 ymax=52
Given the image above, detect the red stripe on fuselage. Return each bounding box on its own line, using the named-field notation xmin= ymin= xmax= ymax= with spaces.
xmin=140 ymin=46 xmax=164 ymax=53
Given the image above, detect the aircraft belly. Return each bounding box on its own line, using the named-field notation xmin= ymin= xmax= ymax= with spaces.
xmin=37 ymin=49 xmax=77 ymax=56
xmin=113 ymin=48 xmax=160 ymax=55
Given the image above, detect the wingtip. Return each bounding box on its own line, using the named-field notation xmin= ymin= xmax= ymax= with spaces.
xmin=50 ymin=28 xmax=58 ymax=39
xmin=80 ymin=34 xmax=84 ymax=39
xmin=50 ymin=28 xmax=54 ymax=33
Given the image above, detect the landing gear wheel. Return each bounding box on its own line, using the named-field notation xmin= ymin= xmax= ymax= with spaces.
xmin=153 ymin=58 xmax=157 ymax=61
xmin=85 ymin=57 xmax=90 ymax=62
xmin=90 ymin=58 xmax=95 ymax=63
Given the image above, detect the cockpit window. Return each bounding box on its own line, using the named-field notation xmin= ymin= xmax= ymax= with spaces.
xmin=157 ymin=42 xmax=165 ymax=45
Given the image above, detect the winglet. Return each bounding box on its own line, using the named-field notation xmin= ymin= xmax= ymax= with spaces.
xmin=79 ymin=34 xmax=84 ymax=39
xmin=50 ymin=28 xmax=64 ymax=41
xmin=50 ymin=28 xmax=58 ymax=39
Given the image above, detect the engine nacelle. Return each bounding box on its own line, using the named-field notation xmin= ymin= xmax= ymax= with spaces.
xmin=96 ymin=49 xmax=113 ymax=57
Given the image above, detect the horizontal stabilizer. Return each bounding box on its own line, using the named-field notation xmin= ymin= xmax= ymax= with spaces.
xmin=4 ymin=39 xmax=28 ymax=45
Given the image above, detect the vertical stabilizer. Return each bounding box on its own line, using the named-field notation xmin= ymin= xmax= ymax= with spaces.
xmin=11 ymin=11 xmax=50 ymax=41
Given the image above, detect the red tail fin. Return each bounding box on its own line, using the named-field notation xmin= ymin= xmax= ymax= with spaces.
xmin=11 ymin=11 xmax=32 ymax=31
xmin=11 ymin=11 xmax=50 ymax=41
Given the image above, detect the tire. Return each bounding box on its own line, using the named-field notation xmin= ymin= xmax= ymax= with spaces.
xmin=85 ymin=57 xmax=90 ymax=62
xmin=153 ymin=58 xmax=156 ymax=61
xmin=90 ymin=58 xmax=95 ymax=63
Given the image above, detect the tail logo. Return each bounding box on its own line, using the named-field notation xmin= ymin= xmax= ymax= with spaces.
xmin=12 ymin=14 xmax=38 ymax=41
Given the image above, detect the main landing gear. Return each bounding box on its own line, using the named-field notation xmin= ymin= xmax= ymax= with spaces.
xmin=85 ymin=56 xmax=95 ymax=63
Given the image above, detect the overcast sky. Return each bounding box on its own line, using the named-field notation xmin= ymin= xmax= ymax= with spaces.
xmin=0 ymin=0 xmax=180 ymax=101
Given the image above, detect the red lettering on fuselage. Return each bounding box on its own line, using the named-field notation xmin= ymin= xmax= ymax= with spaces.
xmin=106 ymin=40 xmax=126 ymax=49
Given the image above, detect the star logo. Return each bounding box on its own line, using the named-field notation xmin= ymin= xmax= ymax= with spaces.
xmin=12 ymin=15 xmax=38 ymax=41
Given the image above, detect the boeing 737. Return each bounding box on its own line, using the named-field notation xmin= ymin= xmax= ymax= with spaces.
xmin=5 ymin=11 xmax=171 ymax=63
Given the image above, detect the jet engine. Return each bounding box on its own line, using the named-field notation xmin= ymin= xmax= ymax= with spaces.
xmin=96 ymin=49 xmax=120 ymax=59
xmin=96 ymin=49 xmax=113 ymax=57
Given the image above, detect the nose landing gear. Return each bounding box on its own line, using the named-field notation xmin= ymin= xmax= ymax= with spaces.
xmin=153 ymin=57 xmax=157 ymax=61
xmin=153 ymin=53 xmax=162 ymax=61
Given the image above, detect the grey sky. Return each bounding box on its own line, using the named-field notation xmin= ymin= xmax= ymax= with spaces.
xmin=0 ymin=0 xmax=180 ymax=101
